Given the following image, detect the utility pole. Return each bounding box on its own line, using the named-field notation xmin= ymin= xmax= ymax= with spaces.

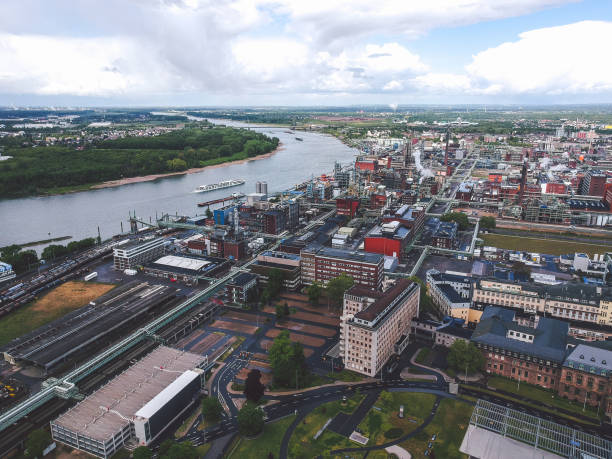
xmin=583 ymin=391 xmax=588 ymax=412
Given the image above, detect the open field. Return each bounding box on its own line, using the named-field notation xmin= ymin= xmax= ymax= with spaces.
xmin=481 ymin=233 xmax=609 ymax=257
xmin=276 ymin=320 xmax=337 ymax=337
xmin=211 ymin=320 xmax=258 ymax=334
xmin=288 ymin=393 xmax=365 ymax=458
xmin=358 ymin=392 xmax=436 ymax=446
xmin=0 ymin=281 xmax=115 ymax=347
xmin=400 ymin=398 xmax=472 ymax=459
xmin=265 ymin=328 xmax=326 ymax=347
xmin=227 ymin=415 xmax=296 ymax=459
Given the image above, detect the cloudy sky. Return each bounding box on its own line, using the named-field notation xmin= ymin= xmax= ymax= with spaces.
xmin=1 ymin=0 xmax=612 ymax=106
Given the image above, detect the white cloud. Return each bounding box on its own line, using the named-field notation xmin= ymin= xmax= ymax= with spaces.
xmin=465 ymin=20 xmax=612 ymax=95
xmin=0 ymin=0 xmax=601 ymax=103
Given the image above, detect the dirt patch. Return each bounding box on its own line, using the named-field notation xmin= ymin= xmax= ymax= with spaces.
xmin=188 ymin=332 xmax=224 ymax=355
xmin=275 ymin=320 xmax=336 ymax=337
xmin=224 ymin=311 xmax=261 ymax=323
xmin=252 ymin=353 xmax=269 ymax=362
xmin=265 ymin=328 xmax=326 ymax=347
xmin=176 ymin=329 xmax=206 ymax=348
xmin=32 ymin=281 xmax=114 ymax=313
xmin=259 ymin=339 xmax=273 ymax=350
xmin=0 ymin=280 xmax=115 ymax=347
xmin=211 ymin=320 xmax=258 ymax=334
xmin=291 ymin=311 xmax=340 ymax=327
xmin=210 ymin=336 xmax=236 ymax=360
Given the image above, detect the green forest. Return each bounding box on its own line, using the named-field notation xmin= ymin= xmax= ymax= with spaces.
xmin=0 ymin=127 xmax=279 ymax=197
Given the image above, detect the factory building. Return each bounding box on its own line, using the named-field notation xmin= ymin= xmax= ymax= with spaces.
xmin=364 ymin=221 xmax=411 ymax=261
xmin=340 ymin=279 xmax=419 ymax=377
xmin=51 ymin=346 xmax=205 ymax=458
xmin=113 ymin=238 xmax=168 ymax=270
xmin=581 ymin=171 xmax=607 ymax=197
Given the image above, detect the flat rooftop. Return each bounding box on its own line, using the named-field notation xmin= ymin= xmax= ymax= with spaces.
xmin=153 ymin=255 xmax=211 ymax=271
xmin=52 ymin=346 xmax=204 ymax=442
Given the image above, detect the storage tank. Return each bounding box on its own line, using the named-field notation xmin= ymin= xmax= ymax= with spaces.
xmin=256 ymin=181 xmax=262 ymax=193
xmin=84 ymin=272 xmax=98 ymax=281
xmin=260 ymin=181 xmax=268 ymax=196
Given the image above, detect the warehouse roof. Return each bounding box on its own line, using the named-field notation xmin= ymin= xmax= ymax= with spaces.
xmin=153 ymin=255 xmax=210 ymax=272
xmin=52 ymin=346 xmax=204 ymax=442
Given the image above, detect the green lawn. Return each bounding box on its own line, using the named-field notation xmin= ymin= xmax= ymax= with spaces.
xmin=415 ymin=348 xmax=431 ymax=364
xmin=227 ymin=415 xmax=295 ymax=459
xmin=463 ymin=384 xmax=599 ymax=426
xmin=288 ymin=392 xmax=365 ymax=458
xmin=401 ymin=398 xmax=472 ymax=459
xmin=327 ymin=369 xmax=365 ymax=382
xmin=358 ymin=392 xmax=436 ymax=446
xmin=487 ymin=376 xmax=601 ymax=420
xmin=481 ymin=233 xmax=610 ymax=257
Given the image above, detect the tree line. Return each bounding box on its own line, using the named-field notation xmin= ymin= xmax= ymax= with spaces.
xmin=0 ymin=127 xmax=279 ymax=197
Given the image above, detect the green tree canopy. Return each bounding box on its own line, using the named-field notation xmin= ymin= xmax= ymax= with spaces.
xmin=447 ymin=340 xmax=484 ymax=375
xmin=160 ymin=441 xmax=198 ymax=459
xmin=441 ymin=212 xmax=469 ymax=230
xmin=266 ymin=268 xmax=285 ymax=299
xmin=307 ymin=281 xmax=322 ymax=306
xmin=479 ymin=216 xmax=496 ymax=230
xmin=326 ymin=274 xmax=354 ymax=307
xmin=244 ymin=369 xmax=265 ymax=402
xmin=24 ymin=429 xmax=51 ymax=458
xmin=202 ymin=396 xmax=223 ymax=421
xmin=0 ymin=245 xmax=38 ymax=274
xmin=269 ymin=330 xmax=307 ymax=388
xmin=237 ymin=403 xmax=264 ymax=437
xmin=133 ymin=446 xmax=152 ymax=459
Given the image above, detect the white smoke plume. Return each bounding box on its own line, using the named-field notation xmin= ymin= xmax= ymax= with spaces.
xmin=412 ymin=148 xmax=434 ymax=183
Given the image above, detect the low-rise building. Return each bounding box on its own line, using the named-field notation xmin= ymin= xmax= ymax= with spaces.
xmin=251 ymin=250 xmax=301 ymax=291
xmin=431 ymin=221 xmax=458 ymax=249
xmin=471 ymin=306 xmax=569 ymax=391
xmin=144 ymin=254 xmax=228 ymax=285
xmin=225 ymin=273 xmax=258 ymax=306
xmin=559 ymin=344 xmax=612 ymax=413
xmin=113 ymin=238 xmax=168 ymax=270
xmin=301 ymin=245 xmax=384 ymax=290
xmin=426 ymin=270 xmax=478 ymax=323
xmin=340 ymin=279 xmax=419 ymax=377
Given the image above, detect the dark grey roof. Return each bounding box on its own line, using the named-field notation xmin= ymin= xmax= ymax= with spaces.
xmin=438 ymin=284 xmax=469 ymax=305
xmin=228 ymin=272 xmax=257 ymax=287
xmin=472 ymin=306 xmax=569 ymax=363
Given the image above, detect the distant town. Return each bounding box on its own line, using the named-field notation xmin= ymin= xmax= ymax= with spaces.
xmin=1 ymin=106 xmax=612 ymax=459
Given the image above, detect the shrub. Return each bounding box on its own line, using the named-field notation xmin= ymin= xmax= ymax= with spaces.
xmin=384 ymin=427 xmax=403 ymax=439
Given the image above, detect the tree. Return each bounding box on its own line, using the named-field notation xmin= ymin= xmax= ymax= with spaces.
xmin=441 ymin=212 xmax=469 ymax=230
xmin=512 ymin=261 xmax=532 ymax=278
xmin=307 ymin=281 xmax=322 ymax=306
xmin=269 ymin=330 xmax=307 ymax=388
xmin=160 ymin=441 xmax=198 ymax=459
xmin=275 ymin=303 xmax=287 ymax=321
xmin=244 ymin=369 xmax=265 ymax=402
xmin=447 ymin=340 xmax=484 ymax=376
xmin=202 ymin=396 xmax=223 ymax=421
xmin=237 ymin=403 xmax=264 ymax=437
xmin=24 ymin=429 xmax=51 ymax=458
xmin=133 ymin=446 xmax=152 ymax=459
xmin=158 ymin=439 xmax=174 ymax=457
xmin=326 ymin=274 xmax=354 ymax=307
xmin=479 ymin=216 xmax=496 ymax=230
xmin=267 ymin=268 xmax=285 ymax=299
xmin=205 ymin=207 xmax=213 ymax=219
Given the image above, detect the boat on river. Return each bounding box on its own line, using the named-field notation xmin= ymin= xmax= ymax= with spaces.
xmin=193 ymin=179 xmax=245 ymax=193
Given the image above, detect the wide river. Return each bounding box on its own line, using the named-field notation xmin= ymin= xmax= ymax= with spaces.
xmin=0 ymin=120 xmax=358 ymax=252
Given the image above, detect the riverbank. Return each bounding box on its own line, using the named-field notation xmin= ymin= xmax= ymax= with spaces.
xmin=90 ymin=144 xmax=284 ymax=190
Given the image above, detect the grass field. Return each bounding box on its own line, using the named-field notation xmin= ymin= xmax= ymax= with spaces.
xmin=487 ymin=376 xmax=601 ymax=420
xmin=400 ymin=398 xmax=472 ymax=459
xmin=227 ymin=415 xmax=295 ymax=459
xmin=0 ymin=281 xmax=115 ymax=347
xmin=481 ymin=233 xmax=609 ymax=257
xmin=358 ymin=392 xmax=436 ymax=446
xmin=288 ymin=392 xmax=365 ymax=458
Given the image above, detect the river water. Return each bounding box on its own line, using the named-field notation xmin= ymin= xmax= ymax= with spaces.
xmin=0 ymin=120 xmax=357 ymax=251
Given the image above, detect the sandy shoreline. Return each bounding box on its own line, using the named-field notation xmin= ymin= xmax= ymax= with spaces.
xmin=90 ymin=144 xmax=285 ymax=190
